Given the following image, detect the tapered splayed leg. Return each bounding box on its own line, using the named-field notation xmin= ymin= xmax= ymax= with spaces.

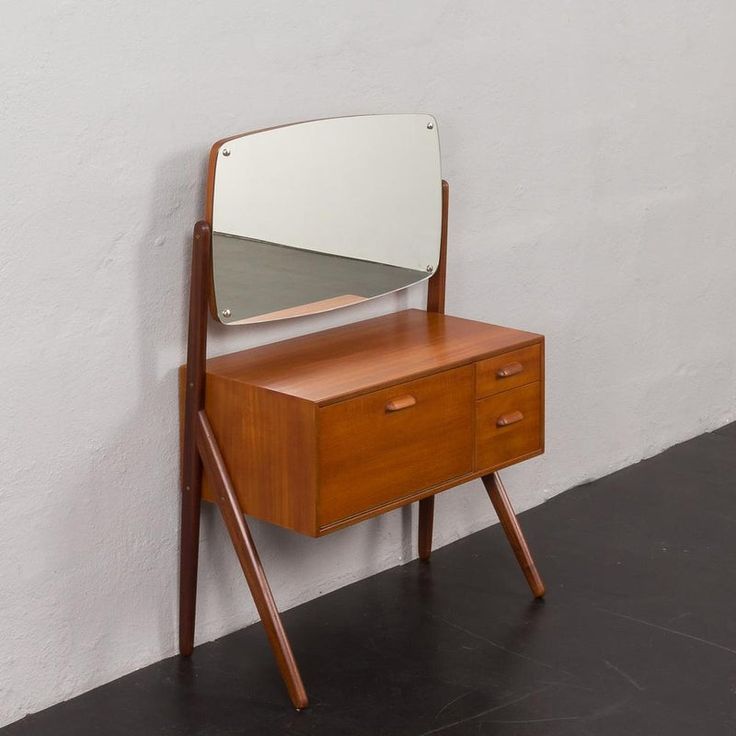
xmin=197 ymin=411 xmax=309 ymax=709
xmin=179 ymin=222 xmax=211 ymax=656
xmin=418 ymin=496 xmax=435 ymax=561
xmin=482 ymin=472 xmax=545 ymax=598
xmin=179 ymin=438 xmax=202 ymax=656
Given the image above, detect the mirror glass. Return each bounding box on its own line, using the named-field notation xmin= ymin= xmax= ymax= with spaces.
xmin=209 ymin=114 xmax=442 ymax=324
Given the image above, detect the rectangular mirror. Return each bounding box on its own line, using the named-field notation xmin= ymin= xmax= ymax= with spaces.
xmin=207 ymin=114 xmax=442 ymax=324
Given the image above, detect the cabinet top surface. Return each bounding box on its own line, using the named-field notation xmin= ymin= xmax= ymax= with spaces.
xmin=205 ymin=309 xmax=542 ymax=404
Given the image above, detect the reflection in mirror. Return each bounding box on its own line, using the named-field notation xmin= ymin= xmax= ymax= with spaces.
xmin=213 ymin=233 xmax=430 ymax=324
xmin=208 ymin=114 xmax=442 ymax=324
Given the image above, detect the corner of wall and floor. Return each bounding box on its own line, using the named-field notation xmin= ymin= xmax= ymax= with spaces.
xmin=2 ymin=1 xmax=735 ymax=727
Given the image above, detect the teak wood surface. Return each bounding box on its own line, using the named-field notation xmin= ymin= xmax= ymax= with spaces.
xmin=179 ymin=175 xmax=547 ymax=711
xmin=179 ymin=221 xmax=210 ymax=658
xmin=197 ymin=410 xmax=308 ymax=708
xmin=200 ymin=310 xmax=544 ymax=536
xmin=319 ymin=365 xmax=475 ymax=526
xmin=204 ymin=309 xmax=541 ymax=405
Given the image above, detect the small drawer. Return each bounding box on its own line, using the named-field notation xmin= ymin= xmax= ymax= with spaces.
xmin=318 ymin=365 xmax=474 ymax=527
xmin=476 ymin=343 xmax=541 ymax=398
xmin=475 ymin=382 xmax=542 ymax=472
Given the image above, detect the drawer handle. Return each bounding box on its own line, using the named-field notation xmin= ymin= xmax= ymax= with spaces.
xmin=496 ymin=361 xmax=524 ymax=378
xmin=497 ymin=410 xmax=524 ymax=427
xmin=385 ymin=395 xmax=417 ymax=412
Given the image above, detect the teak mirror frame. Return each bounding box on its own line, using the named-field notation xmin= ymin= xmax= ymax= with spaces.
xmin=179 ymin=181 xmax=545 ymax=710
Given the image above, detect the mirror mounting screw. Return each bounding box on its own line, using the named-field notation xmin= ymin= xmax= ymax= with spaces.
xmin=221 ymin=308 xmax=232 ymax=318
xmin=222 ymin=148 xmax=231 ymax=157
xmin=426 ymin=122 xmax=434 ymax=129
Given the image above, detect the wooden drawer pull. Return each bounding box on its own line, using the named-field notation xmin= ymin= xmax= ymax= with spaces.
xmin=496 ymin=361 xmax=524 ymax=378
xmin=496 ymin=410 xmax=524 ymax=427
xmin=385 ymin=395 xmax=417 ymax=412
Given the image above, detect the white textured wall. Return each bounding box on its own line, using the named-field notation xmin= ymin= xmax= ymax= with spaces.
xmin=2 ymin=1 xmax=735 ymax=726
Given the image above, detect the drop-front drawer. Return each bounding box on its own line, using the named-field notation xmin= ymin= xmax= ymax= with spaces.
xmin=476 ymin=344 xmax=541 ymax=398
xmin=475 ymin=382 xmax=542 ymax=472
xmin=318 ymin=365 xmax=474 ymax=528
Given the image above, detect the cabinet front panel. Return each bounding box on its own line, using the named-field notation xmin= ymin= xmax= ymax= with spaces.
xmin=318 ymin=365 xmax=474 ymax=527
xmin=475 ymin=381 xmax=542 ymax=472
xmin=475 ymin=343 xmax=541 ymax=398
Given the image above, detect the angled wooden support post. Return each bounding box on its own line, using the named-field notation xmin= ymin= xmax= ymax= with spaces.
xmin=179 ymin=220 xmax=308 ymax=709
xmin=418 ymin=180 xmax=449 ymax=561
xmin=417 ymin=495 xmax=435 ymax=562
xmin=197 ymin=411 xmax=308 ymax=709
xmin=179 ymin=220 xmax=211 ymax=656
xmin=482 ymin=472 xmax=545 ymax=598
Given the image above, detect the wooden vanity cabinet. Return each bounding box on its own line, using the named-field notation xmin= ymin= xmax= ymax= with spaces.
xmin=199 ymin=308 xmax=544 ymax=537
xmin=179 ymin=152 xmax=549 ymax=709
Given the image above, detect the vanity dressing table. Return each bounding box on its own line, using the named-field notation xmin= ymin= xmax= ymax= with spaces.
xmin=179 ymin=115 xmax=545 ymax=709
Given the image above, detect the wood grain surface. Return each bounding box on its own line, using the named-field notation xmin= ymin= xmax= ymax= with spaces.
xmin=190 ymin=309 xmax=544 ymax=536
xmin=318 ymin=366 xmax=474 ymax=526
xmin=476 ymin=343 xmax=541 ymax=398
xmin=475 ymin=382 xmax=543 ymax=472
xmin=206 ymin=309 xmax=541 ymax=405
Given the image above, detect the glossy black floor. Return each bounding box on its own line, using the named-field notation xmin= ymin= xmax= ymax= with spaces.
xmin=5 ymin=423 xmax=736 ymax=735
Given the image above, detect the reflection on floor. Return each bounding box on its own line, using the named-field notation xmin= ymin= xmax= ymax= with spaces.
xmin=4 ymin=422 xmax=735 ymax=735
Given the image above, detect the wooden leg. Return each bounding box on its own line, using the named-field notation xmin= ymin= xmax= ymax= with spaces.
xmin=196 ymin=411 xmax=309 ymax=710
xmin=179 ymin=222 xmax=211 ymax=657
xmin=482 ymin=472 xmax=545 ymax=598
xmin=418 ymin=496 xmax=435 ymax=561
xmin=179 ymin=425 xmax=202 ymax=656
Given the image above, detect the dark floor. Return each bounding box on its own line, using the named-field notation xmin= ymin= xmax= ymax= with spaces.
xmin=5 ymin=423 xmax=736 ymax=735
